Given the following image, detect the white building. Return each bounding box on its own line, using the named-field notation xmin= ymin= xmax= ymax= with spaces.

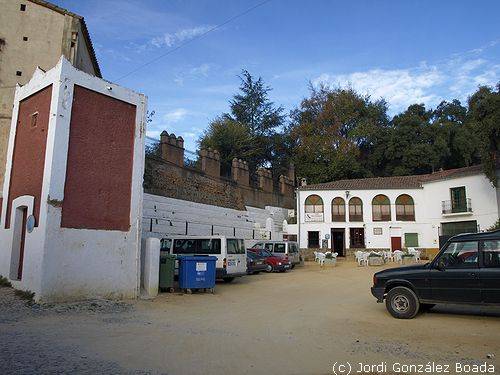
xmin=0 ymin=58 xmax=146 ymax=302
xmin=297 ymin=165 xmax=499 ymax=257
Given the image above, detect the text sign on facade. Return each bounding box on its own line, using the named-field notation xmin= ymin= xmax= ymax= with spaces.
xmin=304 ymin=213 xmax=324 ymax=222
xmin=373 ymin=227 xmax=383 ymax=235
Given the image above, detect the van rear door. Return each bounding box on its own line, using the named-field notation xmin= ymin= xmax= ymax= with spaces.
xmin=226 ymin=239 xmax=247 ymax=276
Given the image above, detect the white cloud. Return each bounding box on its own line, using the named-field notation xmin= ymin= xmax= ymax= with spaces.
xmin=313 ymin=52 xmax=499 ymax=113
xmin=163 ymin=108 xmax=188 ymax=123
xmin=313 ymin=66 xmax=444 ymax=111
xmin=151 ymin=25 xmax=214 ymax=48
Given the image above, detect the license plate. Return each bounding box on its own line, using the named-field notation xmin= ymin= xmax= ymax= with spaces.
xmin=284 ymin=265 xmax=290 ymax=268
xmin=227 ymin=259 xmax=236 ymax=266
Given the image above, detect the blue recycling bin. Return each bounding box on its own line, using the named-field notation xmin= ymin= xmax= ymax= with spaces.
xmin=177 ymin=256 xmax=217 ymax=293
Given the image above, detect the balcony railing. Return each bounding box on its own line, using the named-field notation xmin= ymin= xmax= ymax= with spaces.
xmin=442 ymin=198 xmax=472 ymax=214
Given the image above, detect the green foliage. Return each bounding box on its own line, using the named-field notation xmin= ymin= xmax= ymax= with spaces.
xmin=14 ymin=289 xmax=35 ymax=301
xmin=466 ymin=84 xmax=500 ymax=186
xmin=289 ymin=85 xmax=389 ymax=183
xmin=199 ymin=70 xmax=286 ymax=179
xmin=0 ymin=275 xmax=11 ymax=287
xmin=197 ymin=70 xmax=497 ymax=186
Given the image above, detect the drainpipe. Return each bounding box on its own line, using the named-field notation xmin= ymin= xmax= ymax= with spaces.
xmin=296 ymin=188 xmax=300 ymax=249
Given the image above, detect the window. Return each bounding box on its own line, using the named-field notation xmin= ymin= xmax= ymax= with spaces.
xmin=483 ymin=240 xmax=500 ymax=268
xmin=172 ymin=238 xmax=221 ymax=255
xmin=450 ymin=186 xmax=467 ymax=213
xmin=395 ymin=194 xmax=415 ymax=221
xmin=307 ymin=231 xmax=320 ymax=248
xmin=304 ymin=194 xmax=324 ymax=222
xmin=264 ymin=243 xmax=274 ymax=251
xmin=305 ymin=195 xmax=323 ymax=213
xmin=227 ymin=239 xmax=245 ymax=254
xmin=404 ymin=233 xmax=419 ymax=247
xmin=20 ymin=4 xmax=26 ymax=11
xmin=349 ymin=197 xmax=363 ymax=221
xmin=274 ymin=243 xmax=286 ymax=253
xmin=372 ymin=195 xmax=391 ymax=221
xmin=441 ymin=220 xmax=478 ymax=236
xmin=331 ymin=197 xmax=345 ymax=222
xmin=289 ymin=243 xmax=298 ymax=253
xmin=438 ymin=241 xmax=478 ymax=269
xmin=16 ymin=71 xmax=22 ymax=76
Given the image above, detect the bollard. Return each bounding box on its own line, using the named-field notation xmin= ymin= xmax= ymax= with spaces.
xmin=141 ymin=237 xmax=160 ymax=299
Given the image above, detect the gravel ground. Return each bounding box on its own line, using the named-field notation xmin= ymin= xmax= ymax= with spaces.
xmin=0 ymin=261 xmax=499 ymax=375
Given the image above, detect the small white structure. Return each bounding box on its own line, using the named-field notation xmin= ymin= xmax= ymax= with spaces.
xmin=0 ymin=58 xmax=146 ymax=302
xmin=297 ymin=166 xmax=499 ymax=256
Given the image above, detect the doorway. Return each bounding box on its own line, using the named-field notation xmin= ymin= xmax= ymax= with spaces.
xmin=307 ymin=231 xmax=319 ymax=248
xmin=10 ymin=206 xmax=28 ymax=280
xmin=350 ymin=228 xmax=365 ymax=248
xmin=391 ymin=236 xmax=402 ymax=251
xmin=330 ymin=229 xmax=345 ymax=256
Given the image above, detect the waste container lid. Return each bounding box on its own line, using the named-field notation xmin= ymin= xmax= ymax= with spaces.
xmin=160 ymin=253 xmax=177 ymax=259
xmin=177 ymin=255 xmax=218 ymax=261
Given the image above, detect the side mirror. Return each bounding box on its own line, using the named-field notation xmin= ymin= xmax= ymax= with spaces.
xmin=435 ymin=258 xmax=446 ymax=271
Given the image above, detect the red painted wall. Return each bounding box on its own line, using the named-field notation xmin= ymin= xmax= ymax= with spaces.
xmin=5 ymin=85 xmax=52 ymax=228
xmin=61 ymin=85 xmax=136 ymax=231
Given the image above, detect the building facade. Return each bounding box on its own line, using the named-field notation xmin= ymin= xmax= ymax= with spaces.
xmin=0 ymin=58 xmax=145 ymax=302
xmin=297 ymin=166 xmax=499 ymax=257
xmin=0 ymin=0 xmax=101 ymax=194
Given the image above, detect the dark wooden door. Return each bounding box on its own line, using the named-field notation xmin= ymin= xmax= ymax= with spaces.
xmin=331 ymin=229 xmax=345 ymax=256
xmin=391 ymin=236 xmax=402 ymax=251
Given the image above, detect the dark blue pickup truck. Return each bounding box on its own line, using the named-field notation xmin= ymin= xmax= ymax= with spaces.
xmin=372 ymin=230 xmax=500 ymax=318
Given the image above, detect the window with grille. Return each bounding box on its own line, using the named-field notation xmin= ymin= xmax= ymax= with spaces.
xmin=372 ymin=194 xmax=391 ymax=221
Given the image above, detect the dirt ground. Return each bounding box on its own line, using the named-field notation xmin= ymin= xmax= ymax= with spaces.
xmin=1 ymin=261 xmax=499 ymax=375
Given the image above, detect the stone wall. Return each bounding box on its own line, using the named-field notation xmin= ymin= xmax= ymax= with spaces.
xmin=145 ymin=131 xmax=296 ymax=211
xmin=145 ymin=156 xmax=295 ymax=210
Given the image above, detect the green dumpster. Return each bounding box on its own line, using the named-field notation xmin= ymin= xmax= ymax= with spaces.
xmin=159 ymin=252 xmax=176 ymax=292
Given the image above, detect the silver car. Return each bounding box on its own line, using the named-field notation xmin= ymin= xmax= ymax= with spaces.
xmin=250 ymin=241 xmax=301 ymax=267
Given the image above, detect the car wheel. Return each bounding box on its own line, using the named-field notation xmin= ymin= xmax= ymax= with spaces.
xmin=223 ymin=277 xmax=235 ymax=283
xmin=265 ymin=264 xmax=273 ymax=273
xmin=385 ymin=286 xmax=420 ymax=319
xmin=291 ymin=264 xmax=295 ymax=269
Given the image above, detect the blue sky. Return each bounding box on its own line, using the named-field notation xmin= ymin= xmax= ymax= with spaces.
xmin=53 ymin=0 xmax=499 ymax=151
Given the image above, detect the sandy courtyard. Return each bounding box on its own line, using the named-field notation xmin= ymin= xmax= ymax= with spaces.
xmin=1 ymin=261 xmax=499 ymax=375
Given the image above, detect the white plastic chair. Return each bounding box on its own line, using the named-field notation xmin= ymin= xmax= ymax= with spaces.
xmin=354 ymin=251 xmax=364 ymax=266
xmin=313 ymin=251 xmax=319 ymax=263
xmin=317 ymin=252 xmax=326 ymax=266
xmin=362 ymin=252 xmax=370 ymax=266
xmin=393 ymin=250 xmax=403 ymax=263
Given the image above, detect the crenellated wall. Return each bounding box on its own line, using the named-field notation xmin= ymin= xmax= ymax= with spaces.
xmin=144 ymin=130 xmax=296 ymax=210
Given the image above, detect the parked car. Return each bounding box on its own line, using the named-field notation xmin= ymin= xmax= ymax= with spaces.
xmin=246 ymin=251 xmax=268 ymax=274
xmin=371 ymin=230 xmax=500 ymax=319
xmin=248 ymin=248 xmax=291 ymax=272
xmin=250 ymin=241 xmax=301 ymax=267
xmin=161 ymin=236 xmax=247 ymax=283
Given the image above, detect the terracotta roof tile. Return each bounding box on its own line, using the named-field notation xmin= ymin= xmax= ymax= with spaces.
xmin=299 ymin=165 xmax=484 ymax=191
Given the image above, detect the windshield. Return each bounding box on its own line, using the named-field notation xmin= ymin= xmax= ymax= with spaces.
xmin=261 ymin=250 xmax=273 ymax=257
xmin=227 ymin=239 xmax=246 ymax=254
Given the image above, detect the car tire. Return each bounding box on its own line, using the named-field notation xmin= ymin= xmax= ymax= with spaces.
xmin=266 ymin=264 xmax=273 ymax=273
xmin=291 ymin=264 xmax=295 ymax=269
xmin=223 ymin=277 xmax=235 ymax=283
xmin=385 ymin=286 xmax=420 ymax=319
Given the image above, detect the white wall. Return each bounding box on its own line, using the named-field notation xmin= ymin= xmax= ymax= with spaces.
xmin=0 ymin=58 xmax=146 ymax=302
xmin=298 ymin=173 xmax=498 ymax=250
xmin=142 ymin=193 xmax=287 ymax=246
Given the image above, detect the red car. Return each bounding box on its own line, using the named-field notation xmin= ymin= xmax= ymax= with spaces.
xmin=247 ymin=248 xmax=291 ymax=272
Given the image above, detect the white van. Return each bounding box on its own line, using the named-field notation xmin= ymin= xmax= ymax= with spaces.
xmin=161 ymin=236 xmax=247 ymax=282
xmin=250 ymin=241 xmax=301 ymax=267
